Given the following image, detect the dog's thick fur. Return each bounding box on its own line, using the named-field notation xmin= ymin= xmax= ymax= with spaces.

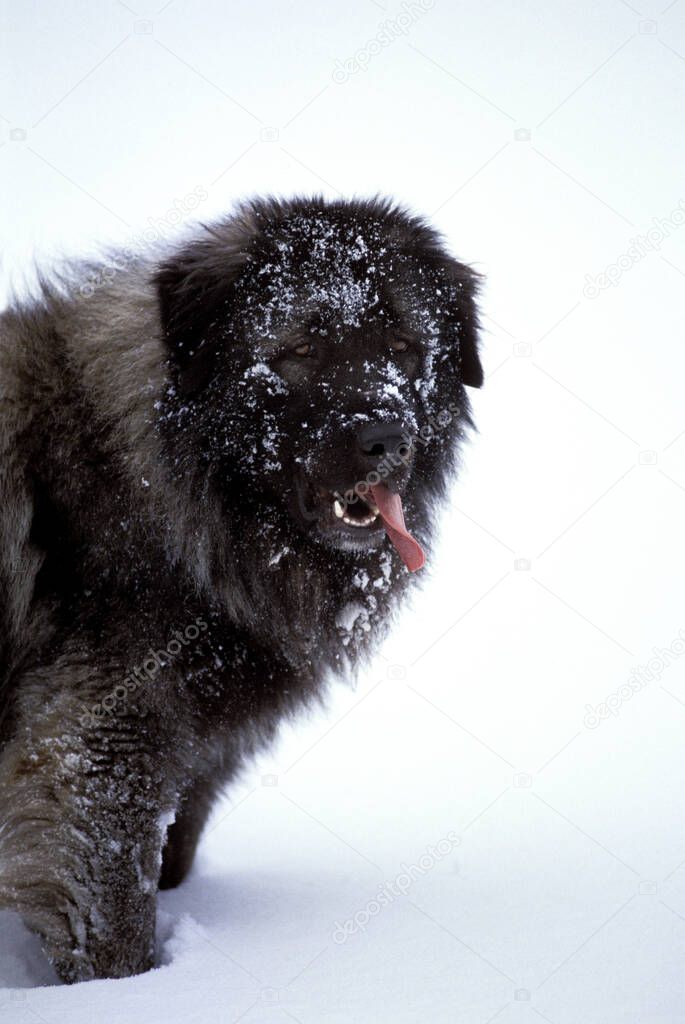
xmin=0 ymin=195 xmax=482 ymax=982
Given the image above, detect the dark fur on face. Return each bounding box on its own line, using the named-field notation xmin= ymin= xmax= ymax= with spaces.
xmin=0 ymin=195 xmax=482 ymax=982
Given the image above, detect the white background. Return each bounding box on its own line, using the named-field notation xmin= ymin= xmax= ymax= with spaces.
xmin=1 ymin=1 xmax=685 ymax=1021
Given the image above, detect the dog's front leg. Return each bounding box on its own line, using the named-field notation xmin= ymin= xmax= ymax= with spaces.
xmin=0 ymin=685 xmax=177 ymax=982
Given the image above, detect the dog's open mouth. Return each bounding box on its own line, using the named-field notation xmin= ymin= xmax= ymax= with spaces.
xmin=296 ymin=472 xmax=425 ymax=572
xmin=333 ymin=493 xmax=379 ymax=528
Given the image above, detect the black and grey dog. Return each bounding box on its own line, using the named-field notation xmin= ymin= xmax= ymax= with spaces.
xmin=0 ymin=196 xmax=482 ymax=982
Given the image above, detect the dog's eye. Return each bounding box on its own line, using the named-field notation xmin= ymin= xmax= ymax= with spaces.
xmin=292 ymin=342 xmax=314 ymax=357
xmin=390 ymin=338 xmax=410 ymax=353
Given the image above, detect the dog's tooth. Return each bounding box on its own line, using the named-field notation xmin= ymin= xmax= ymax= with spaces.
xmin=339 ymin=504 xmax=379 ymax=528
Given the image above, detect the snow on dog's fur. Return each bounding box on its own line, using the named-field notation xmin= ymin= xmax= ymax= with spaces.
xmin=0 ymin=195 xmax=482 ymax=982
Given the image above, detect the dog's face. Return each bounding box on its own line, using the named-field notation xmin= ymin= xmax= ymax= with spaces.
xmin=156 ymin=198 xmax=482 ymax=565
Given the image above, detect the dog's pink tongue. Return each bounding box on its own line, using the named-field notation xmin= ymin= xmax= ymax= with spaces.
xmin=370 ymin=484 xmax=425 ymax=573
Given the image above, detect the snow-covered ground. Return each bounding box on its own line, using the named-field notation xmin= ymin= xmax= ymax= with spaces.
xmin=2 ymin=0 xmax=685 ymax=1020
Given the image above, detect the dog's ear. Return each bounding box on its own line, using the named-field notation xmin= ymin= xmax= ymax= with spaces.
xmin=156 ymin=256 xmax=221 ymax=396
xmin=155 ymin=224 xmax=254 ymax=396
xmin=444 ymin=258 xmax=483 ymax=389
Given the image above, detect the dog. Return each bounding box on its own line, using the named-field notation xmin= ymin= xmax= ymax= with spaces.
xmin=0 ymin=195 xmax=482 ymax=981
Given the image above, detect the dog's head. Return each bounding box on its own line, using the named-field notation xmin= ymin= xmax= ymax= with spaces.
xmin=155 ymin=197 xmax=482 ymax=571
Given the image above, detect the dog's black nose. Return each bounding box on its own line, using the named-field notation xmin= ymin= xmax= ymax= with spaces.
xmin=357 ymin=421 xmax=411 ymax=461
